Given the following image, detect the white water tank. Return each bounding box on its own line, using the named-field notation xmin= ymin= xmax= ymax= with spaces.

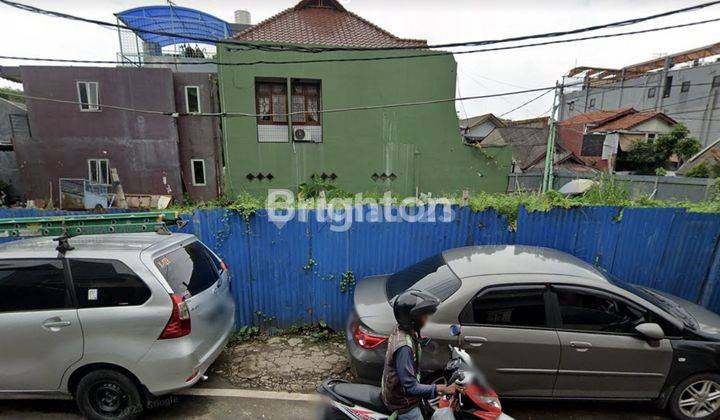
xmin=234 ymin=9 xmax=251 ymax=24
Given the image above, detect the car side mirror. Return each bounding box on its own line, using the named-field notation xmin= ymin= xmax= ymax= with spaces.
xmin=635 ymin=322 xmax=665 ymax=340
xmin=450 ymin=324 xmax=461 ymax=336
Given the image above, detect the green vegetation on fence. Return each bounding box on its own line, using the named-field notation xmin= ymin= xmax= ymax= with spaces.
xmin=177 ymin=177 xmax=720 ymax=212
xmin=170 ymin=176 xmax=720 ymax=226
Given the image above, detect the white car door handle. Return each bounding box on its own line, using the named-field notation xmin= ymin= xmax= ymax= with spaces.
xmin=464 ymin=336 xmax=488 ymax=346
xmin=570 ymin=341 xmax=592 ymax=352
xmin=42 ymin=319 xmax=72 ymax=331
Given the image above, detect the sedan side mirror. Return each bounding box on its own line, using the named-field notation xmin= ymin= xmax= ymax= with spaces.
xmin=635 ymin=322 xmax=665 ymax=340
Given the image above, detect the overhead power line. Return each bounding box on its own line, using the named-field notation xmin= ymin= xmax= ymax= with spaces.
xmin=5 ymin=81 xmax=715 ymax=119
xmin=1 ymin=0 xmax=719 ymax=54
xmin=499 ymin=89 xmax=554 ymax=117
xmin=278 ymin=0 xmax=720 ymax=53
xmin=1 ymin=91 xmax=170 ymax=115
xmin=2 ymin=16 xmax=720 ymax=67
xmin=2 ymin=78 xmax=716 ymax=121
xmin=2 ymin=81 xmax=712 ymax=115
xmin=0 ymin=85 xmax=565 ymax=118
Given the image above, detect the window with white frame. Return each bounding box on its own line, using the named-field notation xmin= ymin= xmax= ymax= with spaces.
xmin=191 ymin=159 xmax=206 ymax=186
xmin=77 ymin=81 xmax=100 ymax=111
xmin=88 ymin=159 xmax=109 ymax=185
xmin=184 ymin=86 xmax=201 ymax=114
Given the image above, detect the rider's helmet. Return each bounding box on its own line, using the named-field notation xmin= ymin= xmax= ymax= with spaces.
xmin=393 ymin=289 xmax=440 ymax=334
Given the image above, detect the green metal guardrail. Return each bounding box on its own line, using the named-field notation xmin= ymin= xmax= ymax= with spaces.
xmin=0 ymin=211 xmax=183 ymax=238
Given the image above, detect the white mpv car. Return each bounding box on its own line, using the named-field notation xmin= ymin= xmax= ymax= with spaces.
xmin=0 ymin=232 xmax=236 ymax=419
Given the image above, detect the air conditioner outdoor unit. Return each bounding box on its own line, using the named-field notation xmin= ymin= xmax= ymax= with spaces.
xmin=293 ymin=128 xmax=313 ymax=142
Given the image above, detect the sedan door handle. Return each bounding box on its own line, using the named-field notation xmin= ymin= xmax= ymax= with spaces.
xmin=570 ymin=341 xmax=592 ymax=352
xmin=42 ymin=319 xmax=72 ymax=331
xmin=464 ymin=336 xmax=488 ymax=346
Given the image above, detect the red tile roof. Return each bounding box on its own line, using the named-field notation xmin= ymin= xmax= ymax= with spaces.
xmin=559 ymin=108 xmax=635 ymax=126
xmin=234 ymin=0 xmax=427 ymax=49
xmin=592 ymin=111 xmax=677 ymax=132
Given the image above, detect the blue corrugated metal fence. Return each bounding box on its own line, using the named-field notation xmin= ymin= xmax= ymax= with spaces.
xmin=1 ymin=206 xmax=719 ymax=330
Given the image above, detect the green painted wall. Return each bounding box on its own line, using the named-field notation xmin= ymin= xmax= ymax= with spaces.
xmin=217 ymin=46 xmax=511 ymax=197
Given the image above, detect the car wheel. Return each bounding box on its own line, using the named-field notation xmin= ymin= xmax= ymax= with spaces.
xmin=670 ymin=373 xmax=720 ymax=420
xmin=76 ymin=369 xmax=143 ymax=420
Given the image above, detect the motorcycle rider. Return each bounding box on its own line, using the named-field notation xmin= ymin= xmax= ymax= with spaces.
xmin=381 ymin=290 xmax=462 ymax=419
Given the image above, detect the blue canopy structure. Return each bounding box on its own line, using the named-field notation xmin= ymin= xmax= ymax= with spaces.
xmin=115 ymin=5 xmax=232 ymax=47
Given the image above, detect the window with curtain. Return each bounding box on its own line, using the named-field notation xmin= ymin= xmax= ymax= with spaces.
xmin=291 ymin=80 xmax=321 ymax=125
xmin=255 ymin=81 xmax=288 ymax=125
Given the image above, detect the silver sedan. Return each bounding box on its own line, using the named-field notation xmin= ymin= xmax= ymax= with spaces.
xmin=347 ymin=245 xmax=720 ymax=420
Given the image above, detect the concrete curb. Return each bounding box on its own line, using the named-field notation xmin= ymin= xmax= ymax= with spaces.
xmin=177 ymin=388 xmax=320 ymax=402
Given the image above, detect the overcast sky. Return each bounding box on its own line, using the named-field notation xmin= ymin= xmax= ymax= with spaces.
xmin=1 ymin=0 xmax=719 ymax=120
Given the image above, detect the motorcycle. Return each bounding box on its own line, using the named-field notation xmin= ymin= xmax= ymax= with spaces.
xmin=435 ymin=345 xmax=512 ymax=419
xmin=318 ymin=344 xmax=513 ymax=419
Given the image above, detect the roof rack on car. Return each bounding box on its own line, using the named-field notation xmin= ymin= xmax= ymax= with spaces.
xmin=0 ymin=211 xmax=186 ymax=240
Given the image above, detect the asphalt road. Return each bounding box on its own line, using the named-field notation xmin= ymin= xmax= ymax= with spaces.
xmin=0 ymin=396 xmax=318 ymax=419
xmin=0 ymin=375 xmax=671 ymax=420
xmin=0 ymin=396 xmax=671 ymax=419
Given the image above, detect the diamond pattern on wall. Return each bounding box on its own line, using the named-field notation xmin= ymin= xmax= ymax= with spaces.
xmin=372 ymin=172 xmax=398 ymax=182
xmin=246 ymin=173 xmax=275 ymax=182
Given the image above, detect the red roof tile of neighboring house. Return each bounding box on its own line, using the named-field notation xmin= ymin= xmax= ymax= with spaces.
xmin=559 ymin=108 xmax=635 ymax=126
xmin=504 ymin=116 xmax=550 ymax=128
xmin=234 ymin=0 xmax=427 ymax=48
xmin=592 ymin=111 xmax=677 ymax=132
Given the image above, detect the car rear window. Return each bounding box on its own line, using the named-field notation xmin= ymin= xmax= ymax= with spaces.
xmin=154 ymin=241 xmax=219 ymax=297
xmin=385 ymin=254 xmax=461 ymax=302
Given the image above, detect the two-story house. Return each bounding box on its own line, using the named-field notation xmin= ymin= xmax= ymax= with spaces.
xmin=0 ymin=66 xmax=223 ymax=207
xmin=0 ymin=96 xmax=27 ymax=203
xmin=217 ymin=0 xmax=510 ymax=196
xmin=557 ymin=108 xmax=677 ymax=171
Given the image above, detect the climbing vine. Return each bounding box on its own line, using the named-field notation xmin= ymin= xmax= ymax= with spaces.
xmin=339 ymin=271 xmax=356 ymax=293
xmin=303 ymin=257 xmax=317 ymax=271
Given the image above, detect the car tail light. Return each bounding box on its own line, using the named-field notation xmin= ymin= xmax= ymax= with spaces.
xmin=186 ymin=370 xmax=199 ymax=382
xmin=219 ymin=260 xmax=231 ymax=287
xmin=352 ymin=321 xmax=387 ymax=349
xmin=159 ymin=294 xmax=191 ymax=339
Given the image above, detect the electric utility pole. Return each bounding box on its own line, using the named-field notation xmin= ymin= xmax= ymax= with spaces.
xmin=541 ymin=82 xmax=561 ymax=193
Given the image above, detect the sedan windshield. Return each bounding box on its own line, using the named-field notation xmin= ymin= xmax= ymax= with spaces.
xmin=606 ymin=273 xmax=698 ymax=330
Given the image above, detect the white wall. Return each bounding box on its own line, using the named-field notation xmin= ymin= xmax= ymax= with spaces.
xmin=466 ymin=121 xmax=498 ymax=139
xmin=561 ymin=61 xmax=720 ymax=146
